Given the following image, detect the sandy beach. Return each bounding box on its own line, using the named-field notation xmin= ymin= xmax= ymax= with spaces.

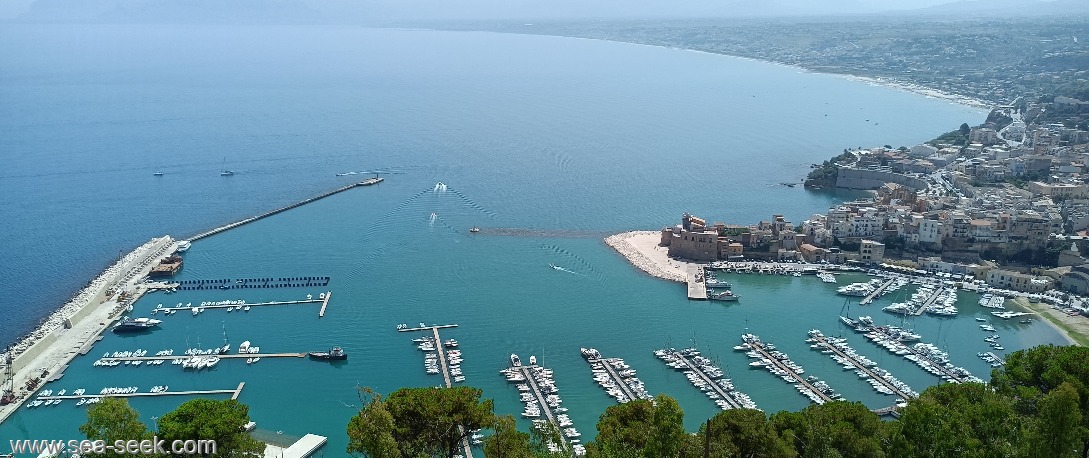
xmin=1011 ymin=297 xmax=1089 ymax=347
xmin=604 ymin=231 xmax=690 ymax=283
xmin=0 ymin=237 xmax=177 ymax=424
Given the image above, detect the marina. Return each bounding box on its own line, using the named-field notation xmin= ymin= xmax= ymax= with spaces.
xmin=579 ymin=348 xmax=652 ymax=404
xmin=740 ymin=334 xmax=839 ymax=405
xmin=654 ymin=347 xmax=757 ymax=411
xmin=397 ymin=323 xmax=472 ymax=457
xmin=807 ymin=330 xmax=918 ymax=400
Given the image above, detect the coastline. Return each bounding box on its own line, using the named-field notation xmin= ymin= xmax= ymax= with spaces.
xmin=1010 ymin=297 xmax=1088 ymax=347
xmin=0 ymin=237 xmax=177 ymax=424
xmin=447 ymin=28 xmax=995 ymax=112
xmin=603 ymin=231 xmax=688 ymax=283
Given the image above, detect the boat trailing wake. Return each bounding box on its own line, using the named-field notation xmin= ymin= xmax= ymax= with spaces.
xmin=549 ymin=264 xmax=584 ymax=276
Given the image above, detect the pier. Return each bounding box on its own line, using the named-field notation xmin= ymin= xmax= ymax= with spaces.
xmin=809 ymin=332 xmax=916 ymax=400
xmin=188 ymin=177 xmax=383 ymax=242
xmin=101 ymin=353 xmax=306 ymax=362
xmin=745 ymin=338 xmax=833 ymax=404
xmin=859 ymin=279 xmax=896 ymax=305
xmin=687 ymin=266 xmax=707 ymax=300
xmin=398 ymin=324 xmax=471 ymax=458
xmin=38 ymin=382 xmax=245 ymax=401
xmin=156 ymin=294 xmax=330 ymax=317
xmin=584 ymin=356 xmax=637 ymax=402
xmin=515 ymin=364 xmax=570 ymax=453
xmin=655 ymin=349 xmax=747 ymax=410
xmin=862 ymin=329 xmax=979 ymax=384
xmin=912 ymin=287 xmax=948 ymax=316
xmin=986 ymin=351 xmax=1006 ymax=365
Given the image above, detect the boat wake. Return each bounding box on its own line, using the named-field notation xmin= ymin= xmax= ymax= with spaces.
xmin=549 ymin=264 xmax=583 ymax=276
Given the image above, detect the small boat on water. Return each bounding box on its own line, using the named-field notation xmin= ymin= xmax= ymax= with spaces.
xmin=112 ymin=317 xmax=162 ymax=334
xmin=153 ymin=171 xmax=164 ymax=176
xmin=510 ymin=354 xmax=522 ymax=367
xmin=469 ymin=227 xmax=481 ymax=233
xmin=176 ymin=240 xmax=191 ymax=252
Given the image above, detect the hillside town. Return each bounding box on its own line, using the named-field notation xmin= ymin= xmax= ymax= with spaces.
xmin=664 ymin=101 xmax=1089 ymax=309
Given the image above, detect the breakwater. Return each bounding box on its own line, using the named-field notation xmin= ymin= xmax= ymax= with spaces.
xmin=604 ymin=232 xmax=686 ymax=283
xmin=175 ymin=277 xmax=331 ymax=291
xmin=188 ymin=177 xmax=383 ymax=241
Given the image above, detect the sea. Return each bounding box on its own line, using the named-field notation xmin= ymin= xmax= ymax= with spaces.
xmin=0 ymin=24 xmax=1068 ymax=455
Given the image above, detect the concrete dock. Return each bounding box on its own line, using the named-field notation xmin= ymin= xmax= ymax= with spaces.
xmin=863 ymin=328 xmax=976 ymax=383
xmin=156 ymin=295 xmax=329 ymax=317
xmin=911 ymin=287 xmax=948 ymax=316
xmin=278 ymin=434 xmax=328 ymax=458
xmin=398 ymin=324 xmax=471 ymax=458
xmin=747 ymin=339 xmax=833 ymax=404
xmin=859 ymin=278 xmax=896 ymax=305
xmin=101 ymin=353 xmax=306 ymax=362
xmin=687 ymin=266 xmax=707 ymax=300
xmin=810 ymin=333 xmax=915 ymax=400
xmin=584 ymin=356 xmax=638 ymax=402
xmin=659 ymin=349 xmax=744 ymax=409
xmin=37 ymin=382 xmax=245 ymax=401
xmin=516 ymin=364 xmax=570 ymax=453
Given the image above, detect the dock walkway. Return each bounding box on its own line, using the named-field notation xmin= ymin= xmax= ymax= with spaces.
xmin=102 ymin=353 xmax=305 ymax=362
xmin=585 ymin=356 xmax=637 ymax=402
xmin=663 ymin=349 xmax=743 ymax=409
xmin=687 ymin=266 xmax=707 ymax=300
xmin=911 ymin=287 xmax=947 ymax=316
xmin=863 ymin=329 xmax=976 ymax=384
xmin=748 ymin=340 xmax=832 ymax=404
xmin=39 ymin=382 xmax=245 ymax=400
xmin=517 ymin=365 xmax=570 ymax=453
xmin=859 ymin=279 xmax=896 ymax=305
xmin=811 ymin=334 xmax=915 ymax=399
xmin=157 ymin=294 xmax=330 ymax=317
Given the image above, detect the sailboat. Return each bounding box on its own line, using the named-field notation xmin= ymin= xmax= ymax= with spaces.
xmin=218 ymin=323 xmax=231 ymax=354
xmin=220 ymin=157 xmax=234 ymax=176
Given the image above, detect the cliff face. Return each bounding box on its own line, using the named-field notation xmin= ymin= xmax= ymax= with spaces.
xmin=804 ymin=163 xmax=838 ymax=189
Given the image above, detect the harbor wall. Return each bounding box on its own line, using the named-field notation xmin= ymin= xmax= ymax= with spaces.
xmin=836 ymin=168 xmax=928 ymax=191
xmin=13 ymin=331 xmax=60 ymax=373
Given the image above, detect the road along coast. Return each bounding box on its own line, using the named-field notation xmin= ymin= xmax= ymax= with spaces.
xmin=0 ymin=237 xmax=179 ymax=424
xmin=604 ymin=231 xmax=687 ymax=283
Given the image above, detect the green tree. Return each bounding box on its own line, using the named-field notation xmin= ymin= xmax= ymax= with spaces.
xmin=1025 ymin=382 xmax=1085 ymax=458
xmin=960 ymin=123 xmax=971 ymax=136
xmin=347 ymin=386 xmax=495 ymax=458
xmin=484 ymin=415 xmax=533 ymax=458
xmin=156 ymin=398 xmax=263 ymax=458
xmin=889 ymin=383 xmax=1021 ymax=458
xmin=771 ymin=401 xmax=886 ymax=458
xmin=991 ymin=345 xmax=1089 ymax=458
xmin=79 ymin=397 xmax=152 ymax=458
xmin=644 ymin=395 xmax=685 ymax=458
xmin=588 ymin=399 xmax=654 ymax=458
xmin=687 ymin=408 xmax=794 ymax=458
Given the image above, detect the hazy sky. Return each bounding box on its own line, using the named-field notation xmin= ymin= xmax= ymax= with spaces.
xmin=0 ymin=0 xmax=1053 ymax=22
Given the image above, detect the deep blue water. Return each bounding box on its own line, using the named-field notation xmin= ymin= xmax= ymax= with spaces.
xmin=0 ymin=23 xmax=1048 ymax=455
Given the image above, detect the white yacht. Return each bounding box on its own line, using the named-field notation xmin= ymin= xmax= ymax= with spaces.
xmin=176 ymin=240 xmax=192 ymax=252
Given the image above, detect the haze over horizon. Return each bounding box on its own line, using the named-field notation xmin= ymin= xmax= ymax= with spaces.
xmin=3 ymin=0 xmax=1085 ymax=23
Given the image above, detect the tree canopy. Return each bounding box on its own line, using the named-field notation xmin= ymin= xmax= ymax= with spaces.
xmin=79 ymin=398 xmax=152 ymax=458
xmin=156 ymin=398 xmax=264 ymax=458
xmin=348 ymin=386 xmax=495 ymax=458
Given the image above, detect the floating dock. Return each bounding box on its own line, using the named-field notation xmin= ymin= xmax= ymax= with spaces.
xmin=513 ymin=363 xmax=571 ymax=453
xmin=156 ymin=294 xmax=330 ymax=317
xmin=280 ymin=434 xmax=328 ymax=458
xmin=687 ymin=266 xmax=707 ymax=300
xmin=859 ymin=278 xmax=896 ymax=305
xmin=38 ymin=382 xmax=244 ymax=401
xmin=100 ymin=353 xmax=306 ymax=362
xmin=912 ymin=287 xmax=949 ymax=316
xmin=581 ymin=349 xmax=651 ymax=404
xmin=742 ymin=336 xmax=835 ymax=404
xmin=188 ymin=177 xmax=382 ymax=242
xmin=654 ymin=348 xmax=754 ymax=410
xmin=808 ymin=331 xmax=917 ymax=399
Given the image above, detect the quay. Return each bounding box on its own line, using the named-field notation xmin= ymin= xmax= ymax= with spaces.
xmin=859 ymin=278 xmax=896 ymax=305
xmin=809 ymin=332 xmax=916 ymax=400
xmin=188 ymin=177 xmax=383 ymax=242
xmin=275 ymin=433 xmax=328 ymax=458
xmin=156 ymin=294 xmax=330 ymax=317
xmin=745 ymin=338 xmax=833 ymax=404
xmin=398 ymin=324 xmax=471 ymax=458
xmin=655 ymin=349 xmax=745 ymax=410
xmin=38 ymin=382 xmax=245 ymax=401
xmin=687 ymin=266 xmax=707 ymax=300
xmin=101 ymin=353 xmax=306 ymax=362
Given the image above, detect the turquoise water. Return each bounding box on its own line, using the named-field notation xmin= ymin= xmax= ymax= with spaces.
xmin=0 ymin=24 xmax=1061 ymax=456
